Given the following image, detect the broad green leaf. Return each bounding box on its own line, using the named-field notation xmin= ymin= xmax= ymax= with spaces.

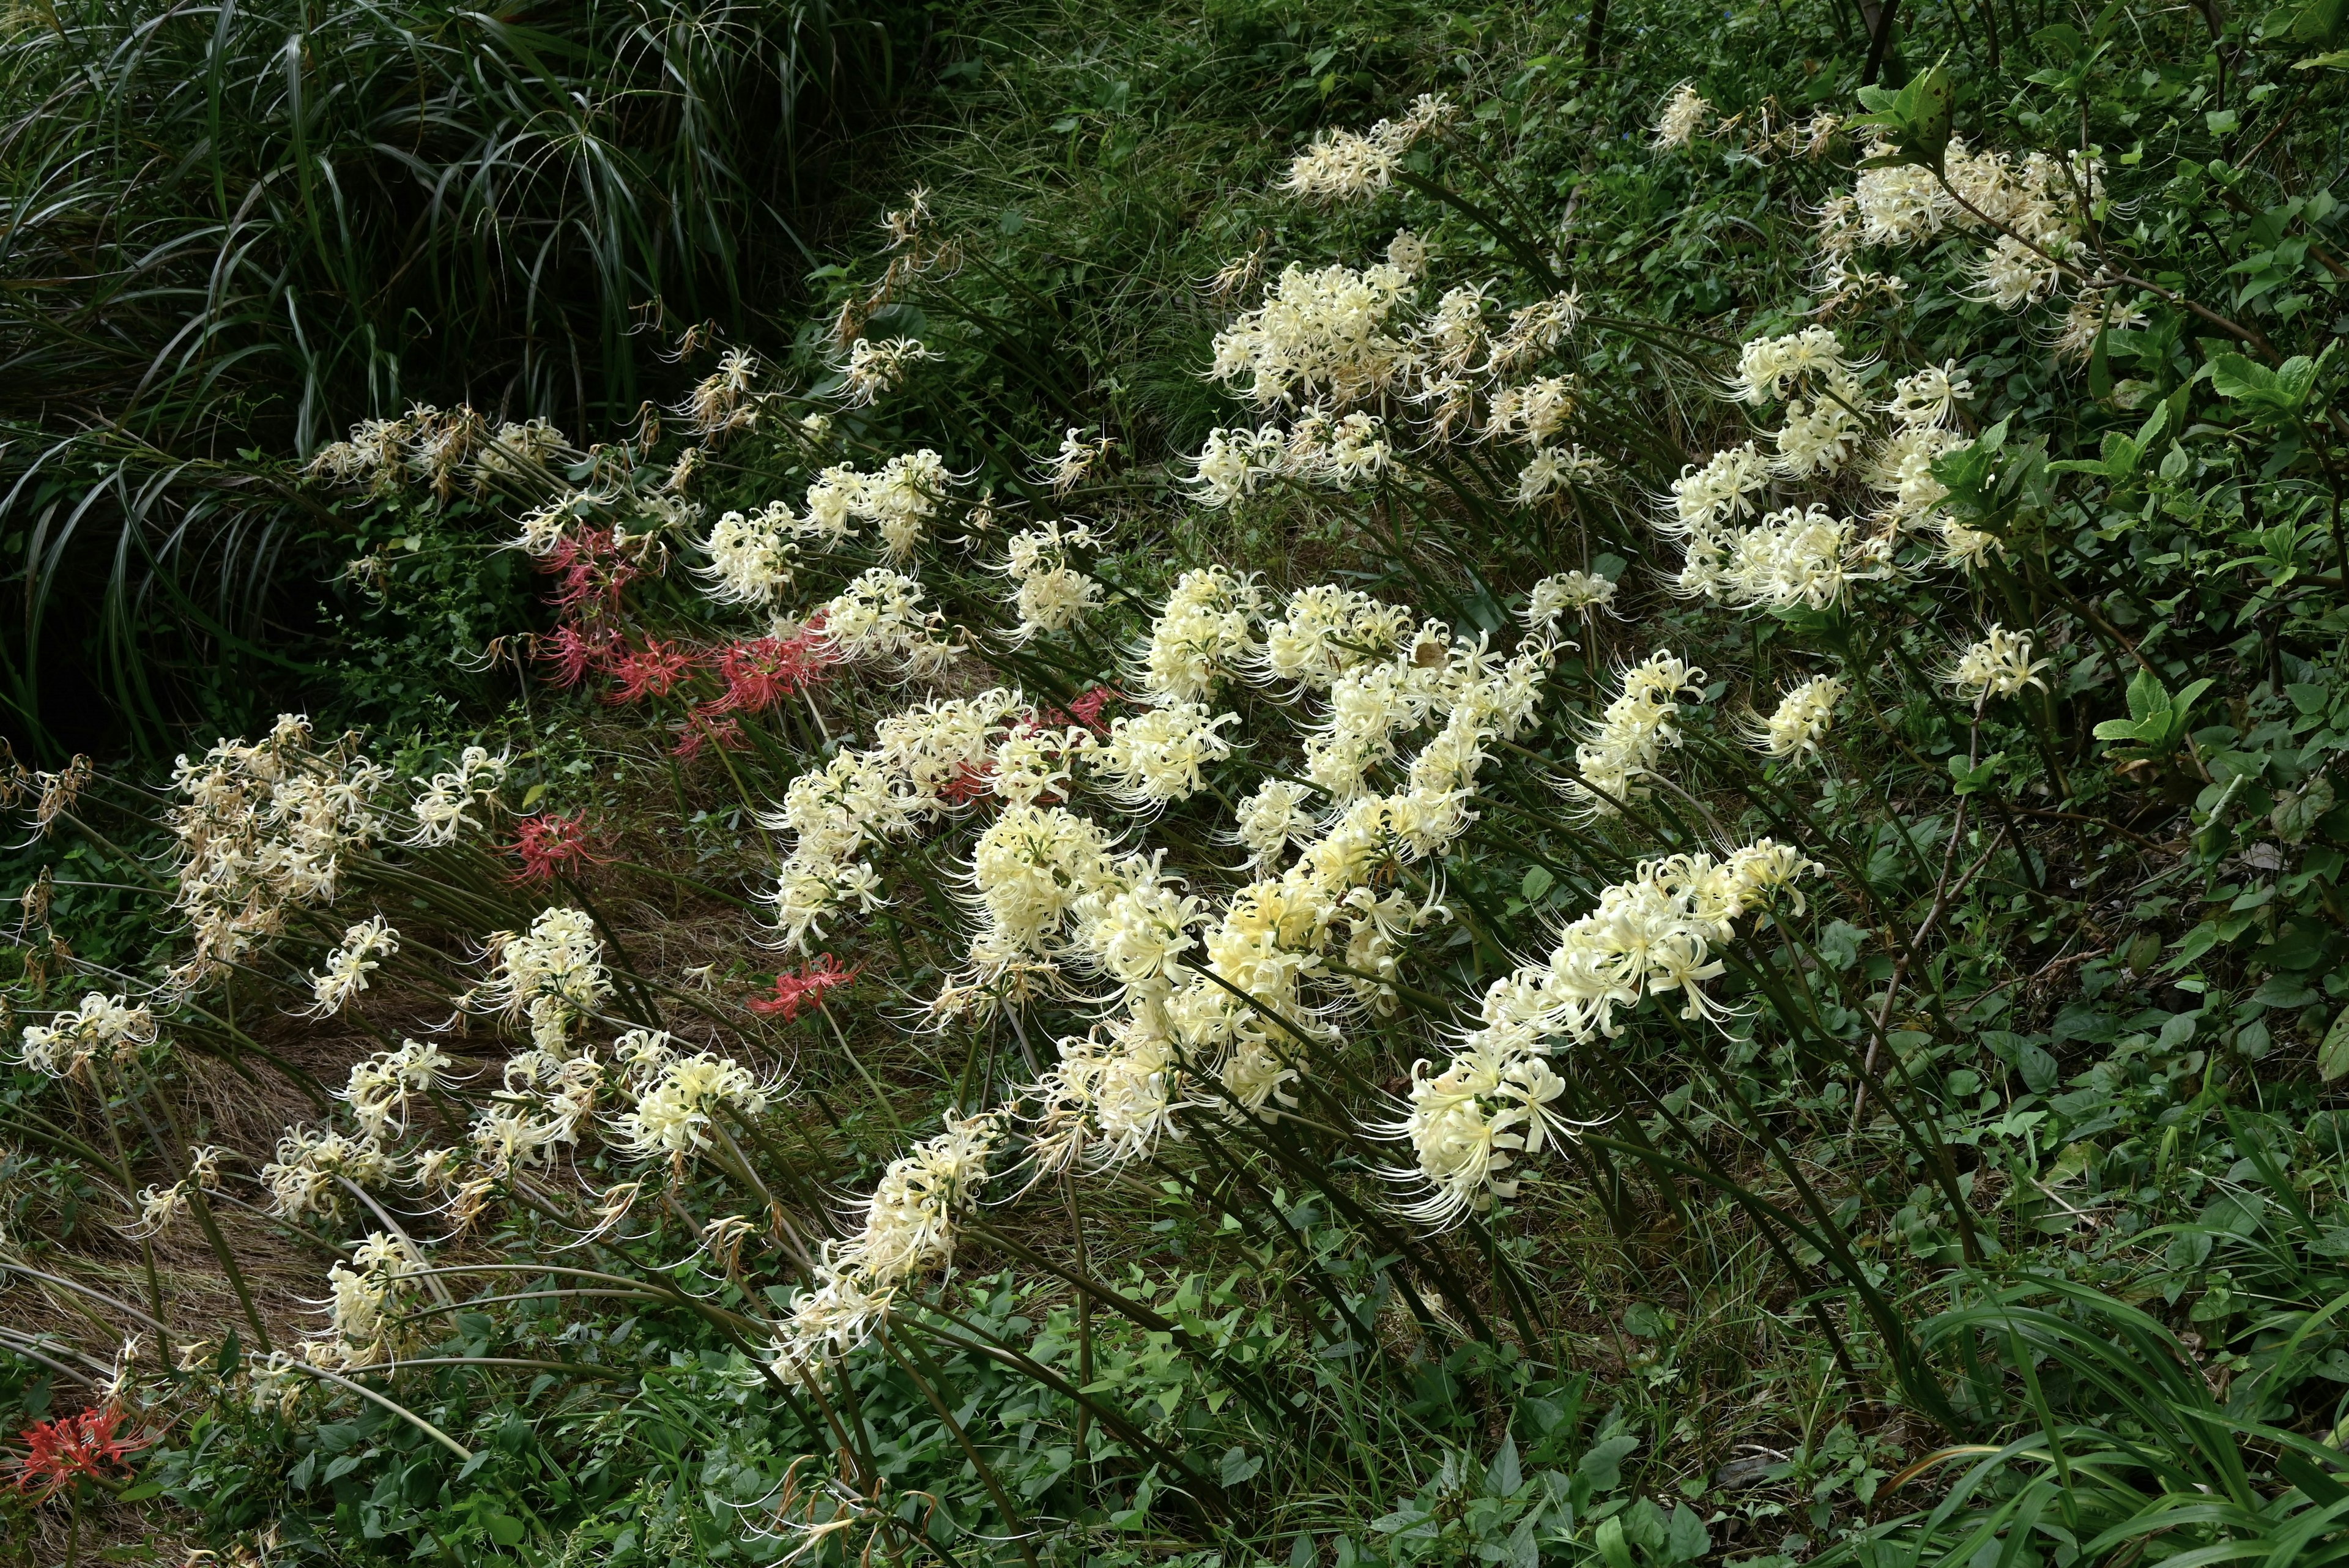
xmin=2323 ymin=1005 xmax=2349 ymax=1081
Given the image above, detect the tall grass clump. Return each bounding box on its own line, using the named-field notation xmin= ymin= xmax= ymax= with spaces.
xmin=6 ymin=0 xmax=2349 ymax=1565
xmin=0 ymin=0 xmax=919 ymax=755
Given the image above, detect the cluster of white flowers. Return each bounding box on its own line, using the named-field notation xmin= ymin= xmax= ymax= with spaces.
xmin=764 ymin=689 xmax=1027 ymax=948
xmin=1026 ymin=601 xmax=1557 ymax=1167
xmin=1485 ymin=377 xmax=1579 ymax=445
xmin=308 ymin=916 xmax=399 ymax=1016
xmin=1949 ymin=625 xmax=2050 ymax=702
xmin=404 ymin=746 xmax=510 ymax=848
xmin=1566 ymin=651 xmax=1707 ymax=814
xmin=1485 ymin=290 xmax=1588 ymax=378
xmin=814 ymin=567 xmax=960 ymax=680
xmin=1750 ymin=674 xmax=1846 ymax=763
xmin=464 ymin=906 xmax=611 ymax=1053
xmin=1677 ymin=503 xmax=1874 ymax=612
xmin=801 ymin=450 xmax=957 ymax=559
xmin=834 ymin=337 xmax=939 ymax=407
xmin=339 ymin=1037 xmax=448 ymax=1140
xmin=1650 ymin=83 xmax=1713 ymax=150
xmin=1659 ymin=330 xmax=1992 ymax=601
xmin=308 ymin=1232 xmax=427 ymax=1370
xmin=1090 ymin=704 xmax=1240 ymax=809
xmin=1253 ymin=583 xmax=1416 ymax=691
xmin=994 ymin=520 xmax=1102 ymax=643
xmin=310 ymin=404 xmax=573 ymax=500
xmin=2054 ymin=286 xmax=2151 ymax=364
xmin=261 ymin=1124 xmax=392 ymax=1219
xmin=681 ymin=349 xmax=763 ymax=437
xmin=1134 ymin=567 xmax=1265 ymax=702
xmin=1729 ymin=325 xmax=1863 ymax=407
xmin=1042 ymin=427 xmax=1115 ymax=494
xmin=472 ymin=416 xmax=571 ymax=482
xmin=126 ymin=1145 xmax=227 ymax=1239
xmin=1513 ymin=444 xmax=1608 ymax=507
xmin=1524 ymin=571 xmax=1616 ymax=630
xmin=1209 ymin=261 xmax=1420 ymax=409
xmin=1188 ymin=411 xmax=1393 ymax=508
xmin=767 ymin=1112 xmax=1000 ymax=1383
xmin=1279 ymin=93 xmax=1456 ymax=203
xmin=165 ymin=715 xmax=395 ymax=994
xmin=14 ymin=991 xmax=158 ymax=1077
xmin=1390 ymin=841 xmax=1815 ymax=1224
xmin=1819 ymin=139 xmax=2101 ymax=311
xmin=448 ymin=1044 xmax=604 ymax=1188
xmin=697 ymin=503 xmax=801 ymax=605
xmin=607 ymin=1030 xmax=775 ymax=1161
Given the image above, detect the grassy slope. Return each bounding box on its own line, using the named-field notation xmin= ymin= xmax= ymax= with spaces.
xmin=5 ymin=0 xmax=2349 ymax=1564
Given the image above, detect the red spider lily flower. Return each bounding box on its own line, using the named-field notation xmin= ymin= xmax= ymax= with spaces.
xmin=541 ymin=527 xmax=639 ymax=615
xmin=604 ymin=639 xmax=700 ymax=704
xmin=1030 ymin=685 xmax=1118 ymax=735
xmin=11 ymin=1406 xmax=149 ymax=1500
xmin=935 ymin=761 xmax=996 ymax=804
xmin=505 ymin=812 xmax=606 ymax=884
xmin=703 ymin=633 xmax=837 ymax=716
xmin=538 ymin=622 xmax=619 ymax=688
xmin=747 ymin=956 xmax=858 ymax=1022
xmin=672 ymin=713 xmax=746 ymax=759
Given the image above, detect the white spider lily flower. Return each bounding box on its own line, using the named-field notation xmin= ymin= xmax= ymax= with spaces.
xmin=1749 ymin=675 xmax=1846 ymax=763
xmin=1948 ymin=625 xmax=2051 ymax=702
xmin=1565 ymin=650 xmax=1706 ymax=815
xmin=308 ymin=916 xmax=398 ymax=1016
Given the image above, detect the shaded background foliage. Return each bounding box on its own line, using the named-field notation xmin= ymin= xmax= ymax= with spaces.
xmin=0 ymin=0 xmax=924 ymax=758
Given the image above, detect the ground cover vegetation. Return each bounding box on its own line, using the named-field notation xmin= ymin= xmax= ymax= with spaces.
xmin=5 ymin=0 xmax=2349 ymax=1564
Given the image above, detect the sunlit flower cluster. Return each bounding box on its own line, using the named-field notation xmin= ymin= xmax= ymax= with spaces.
xmin=768 ymin=1112 xmax=1000 ymax=1382
xmin=15 ymin=991 xmax=158 ymax=1077
xmin=1948 ymin=624 xmax=2050 ymax=702
xmin=1750 ymin=674 xmax=1846 ymax=763
xmin=464 ymin=906 xmax=612 ymax=1052
xmin=1279 ymin=93 xmax=1456 ymax=204
xmin=1565 ymin=651 xmax=1706 ymax=814
xmin=1392 ymin=841 xmax=1816 ymax=1223
xmin=165 ymin=715 xmax=396 ymax=994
